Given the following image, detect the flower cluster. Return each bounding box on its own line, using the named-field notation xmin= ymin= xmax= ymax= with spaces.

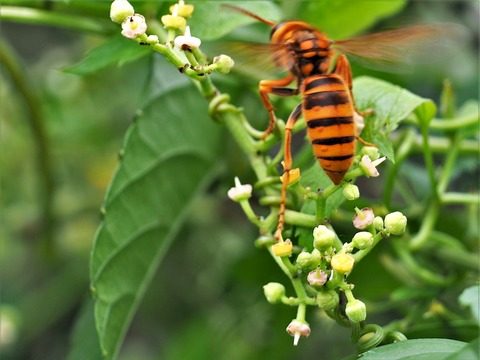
xmin=109 ymin=0 xmax=234 ymax=77
xmin=227 ymin=198 xmax=407 ymax=344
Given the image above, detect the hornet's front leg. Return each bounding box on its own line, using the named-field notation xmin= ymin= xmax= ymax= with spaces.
xmin=259 ymin=73 xmax=298 ymax=139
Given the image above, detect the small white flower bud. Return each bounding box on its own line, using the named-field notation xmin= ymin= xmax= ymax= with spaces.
xmin=373 ymin=216 xmax=384 ymax=231
xmin=345 ymin=299 xmax=367 ymax=323
xmin=343 ymin=183 xmax=360 ymax=200
xmin=296 ymin=251 xmax=314 ymax=270
xmin=313 ymin=225 xmax=335 ymax=250
xmin=263 ymin=282 xmax=286 ymax=304
xmin=352 ymin=231 xmax=374 ymax=250
xmin=384 ymin=211 xmax=407 ymax=235
xmin=361 ymin=146 xmax=380 ymax=161
xmin=110 ymin=0 xmax=135 ymax=23
xmin=146 ymin=35 xmax=159 ymax=45
xmin=213 ymin=54 xmax=235 ymax=74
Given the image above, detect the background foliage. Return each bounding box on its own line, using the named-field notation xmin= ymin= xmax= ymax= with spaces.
xmin=1 ymin=1 xmax=478 ymax=359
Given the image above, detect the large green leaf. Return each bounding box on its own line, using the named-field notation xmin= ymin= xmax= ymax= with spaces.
xmin=297 ymin=0 xmax=407 ymax=39
xmin=359 ymin=339 xmax=467 ymax=360
xmin=353 ymin=76 xmax=436 ymax=161
xmin=90 ymin=58 xmax=222 ymax=359
xmin=63 ymin=34 xmax=151 ymax=76
xmin=67 ymin=298 xmax=103 ymax=360
xmin=188 ymin=1 xmax=282 ymax=40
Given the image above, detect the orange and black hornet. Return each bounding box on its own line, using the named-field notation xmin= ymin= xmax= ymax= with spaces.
xmin=224 ymin=4 xmax=451 ymax=239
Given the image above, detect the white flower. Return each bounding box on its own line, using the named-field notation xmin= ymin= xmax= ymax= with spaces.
xmin=227 ymin=177 xmax=252 ymax=202
xmin=360 ymin=155 xmax=386 ymax=178
xmin=174 ymin=26 xmax=201 ymax=50
xmin=121 ymin=14 xmax=147 ymax=39
xmin=353 ymin=207 xmax=375 ymax=229
xmin=286 ymin=320 xmax=311 ymax=346
xmin=307 ymin=269 xmax=328 ymax=286
xmin=110 ymin=0 xmax=135 ymax=23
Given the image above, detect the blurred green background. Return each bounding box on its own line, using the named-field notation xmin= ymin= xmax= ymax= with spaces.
xmin=1 ymin=1 xmax=478 ymax=359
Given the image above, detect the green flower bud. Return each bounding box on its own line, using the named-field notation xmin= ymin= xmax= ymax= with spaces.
xmin=296 ymin=251 xmax=314 ymax=271
xmin=110 ymin=0 xmax=135 ymax=23
xmin=373 ymin=216 xmax=384 ymax=231
xmin=214 ymin=54 xmax=235 ymax=74
xmin=313 ymin=225 xmax=335 ymax=250
xmin=352 ymin=231 xmax=374 ymax=250
xmin=343 ymin=183 xmax=360 ymax=200
xmin=345 ymin=299 xmax=367 ymax=323
xmin=263 ymin=282 xmax=285 ymax=304
xmin=361 ymin=146 xmax=380 ymax=161
xmin=384 ymin=211 xmax=407 ymax=235
xmin=316 ymin=289 xmax=339 ymax=311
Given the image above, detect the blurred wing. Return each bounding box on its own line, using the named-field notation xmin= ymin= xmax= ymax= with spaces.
xmin=215 ymin=42 xmax=292 ymax=80
xmin=331 ymin=23 xmax=464 ymax=71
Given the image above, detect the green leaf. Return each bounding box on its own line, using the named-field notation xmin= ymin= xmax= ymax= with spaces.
xmin=353 ymin=76 xmax=436 ymax=161
xmin=67 ymin=298 xmax=103 ymax=360
xmin=445 ymin=338 xmax=480 ymax=360
xmin=63 ymin=34 xmax=151 ymax=76
xmin=359 ymin=339 xmax=467 ymax=360
xmin=90 ymin=58 xmax=222 ymax=359
xmin=297 ymin=0 xmax=407 ymax=39
xmin=459 ymin=285 xmax=480 ymax=325
xmin=188 ymin=1 xmax=283 ymax=40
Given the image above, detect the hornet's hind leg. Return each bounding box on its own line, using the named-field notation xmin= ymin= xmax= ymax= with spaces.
xmin=275 ymin=103 xmax=302 ymax=240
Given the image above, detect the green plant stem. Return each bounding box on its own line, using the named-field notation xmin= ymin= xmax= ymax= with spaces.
xmin=427 ymin=231 xmax=479 ymax=270
xmin=0 ymin=39 xmax=56 ymax=259
xmin=383 ymin=128 xmax=416 ymax=208
xmin=437 ymin=132 xmax=462 ymax=194
xmin=406 ymin=135 xmax=478 ymax=155
xmin=409 ymin=202 xmax=439 ymax=250
xmin=1 ymin=6 xmax=114 ymax=34
xmin=419 ymin=122 xmax=439 ymax=200
xmin=284 ymin=210 xmax=318 ymax=228
xmin=429 ymin=114 xmax=479 ymax=131
xmin=393 ymin=239 xmax=451 ymax=286
xmin=441 ymin=192 xmax=479 ymax=205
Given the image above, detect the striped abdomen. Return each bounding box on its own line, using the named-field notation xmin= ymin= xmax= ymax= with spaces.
xmin=302 ymin=75 xmax=356 ymax=185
